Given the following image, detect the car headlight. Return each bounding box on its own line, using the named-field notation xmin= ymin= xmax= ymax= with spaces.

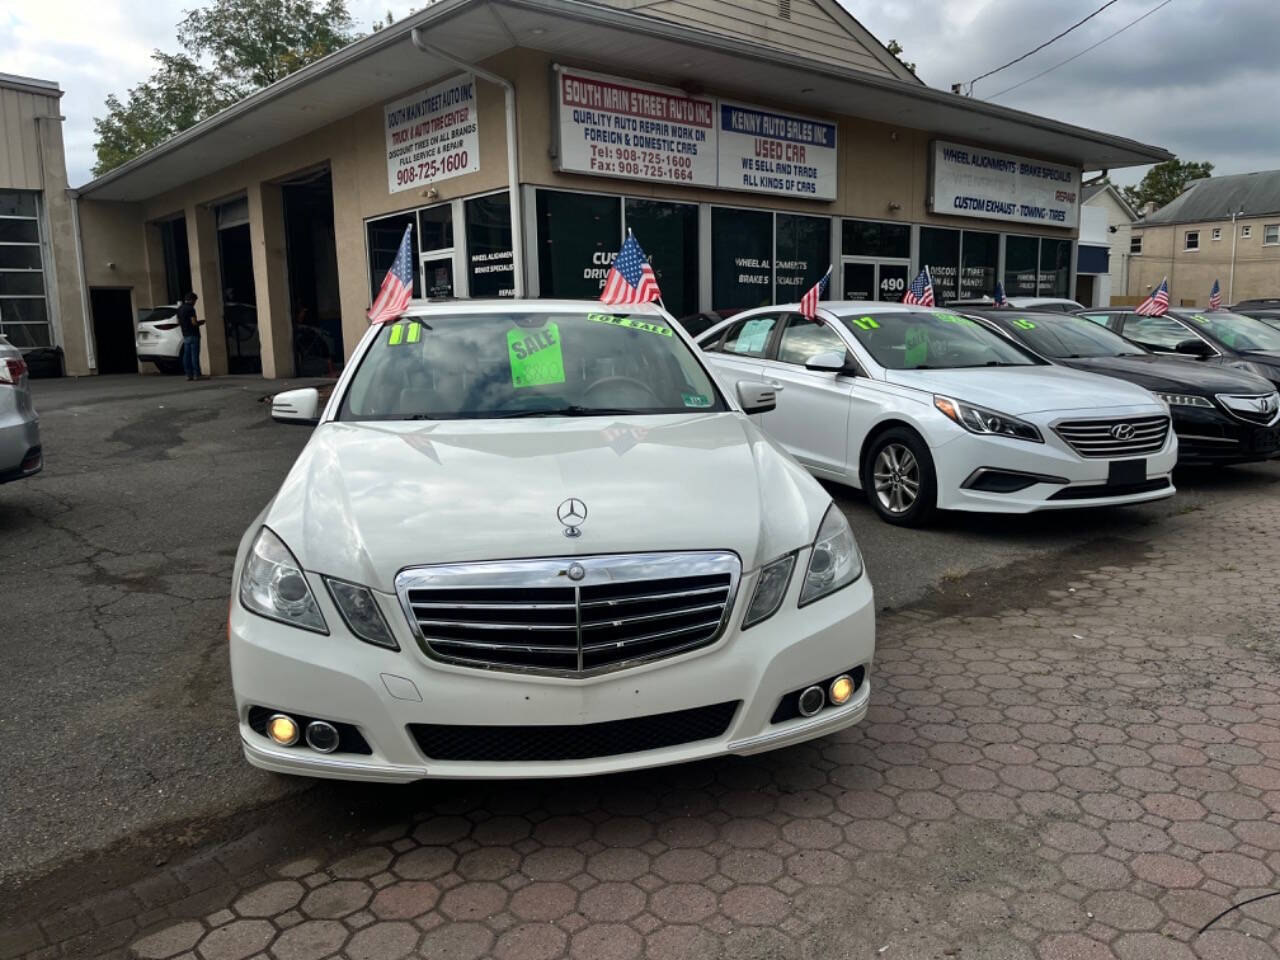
xmin=325 ymin=577 xmax=399 ymax=649
xmin=742 ymin=554 xmax=796 ymax=628
xmin=799 ymin=504 xmax=863 ymax=606
xmin=933 ymin=395 xmax=1042 ymax=442
xmin=1156 ymin=392 xmax=1213 ymax=408
xmin=239 ymin=527 xmax=328 ymax=633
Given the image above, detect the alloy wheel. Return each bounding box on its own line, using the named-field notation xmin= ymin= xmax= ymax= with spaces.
xmin=873 ymin=443 xmax=920 ymax=514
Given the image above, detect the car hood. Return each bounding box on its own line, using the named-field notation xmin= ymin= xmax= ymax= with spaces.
xmin=882 ymin=365 xmax=1160 ymax=415
xmin=1061 ymin=355 xmax=1276 ymax=394
xmin=263 ymin=414 xmax=828 ymax=591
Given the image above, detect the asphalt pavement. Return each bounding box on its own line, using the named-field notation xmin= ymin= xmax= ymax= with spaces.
xmin=0 ymin=373 xmax=1272 ymax=896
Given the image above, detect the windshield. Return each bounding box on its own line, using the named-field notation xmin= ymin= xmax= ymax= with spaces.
xmin=994 ymin=314 xmax=1146 ymax=359
xmin=836 ymin=309 xmax=1039 ymax=370
xmin=1174 ymin=311 xmax=1280 ymax=352
xmin=339 ymin=311 xmax=727 ymax=420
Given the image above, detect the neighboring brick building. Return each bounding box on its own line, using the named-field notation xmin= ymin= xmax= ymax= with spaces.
xmin=1128 ymin=169 xmax=1280 ymax=307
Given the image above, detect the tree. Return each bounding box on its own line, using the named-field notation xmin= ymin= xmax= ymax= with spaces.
xmin=886 ymin=40 xmax=916 ymax=75
xmin=92 ymin=0 xmax=357 ymax=176
xmin=1122 ymin=159 xmax=1215 ymax=214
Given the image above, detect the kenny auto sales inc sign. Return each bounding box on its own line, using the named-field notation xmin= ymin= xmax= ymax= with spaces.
xmin=930 ymin=140 xmax=1079 ymax=228
xmin=555 ymin=66 xmax=837 ymax=201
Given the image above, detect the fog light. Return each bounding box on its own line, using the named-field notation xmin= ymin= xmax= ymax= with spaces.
xmin=829 ymin=674 xmax=855 ymax=705
xmin=267 ymin=713 xmax=299 ymax=746
xmin=305 ymin=720 xmax=340 ymax=754
xmin=798 ymin=685 xmax=825 ymax=718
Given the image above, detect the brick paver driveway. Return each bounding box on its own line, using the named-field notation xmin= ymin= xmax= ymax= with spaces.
xmin=6 ymin=476 xmax=1280 ymax=960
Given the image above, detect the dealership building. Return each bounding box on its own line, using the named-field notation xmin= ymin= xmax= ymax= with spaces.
xmin=54 ymin=0 xmax=1170 ymax=378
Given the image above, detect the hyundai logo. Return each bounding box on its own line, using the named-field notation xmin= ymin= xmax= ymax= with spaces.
xmin=1110 ymin=423 xmax=1136 ymax=441
xmin=557 ymin=498 xmax=588 ymax=538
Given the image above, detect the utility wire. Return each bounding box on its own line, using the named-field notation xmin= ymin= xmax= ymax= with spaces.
xmin=986 ymin=0 xmax=1176 ymax=100
xmin=966 ymin=0 xmax=1120 ymax=94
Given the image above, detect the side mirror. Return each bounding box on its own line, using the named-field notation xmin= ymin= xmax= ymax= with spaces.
xmin=804 ymin=350 xmax=851 ymax=374
xmin=736 ymin=380 xmax=778 ymax=415
xmin=1174 ymin=338 xmax=1212 ymax=357
xmin=272 ymin=387 xmax=321 ymax=425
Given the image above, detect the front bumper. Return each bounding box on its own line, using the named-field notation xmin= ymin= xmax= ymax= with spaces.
xmin=229 ymin=552 xmax=875 ymax=782
xmin=932 ymin=409 xmax=1178 ymax=513
xmin=1170 ymin=406 xmax=1280 ymax=464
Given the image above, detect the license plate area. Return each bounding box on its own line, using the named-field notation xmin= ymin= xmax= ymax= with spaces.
xmin=1108 ymin=459 xmax=1146 ymax=485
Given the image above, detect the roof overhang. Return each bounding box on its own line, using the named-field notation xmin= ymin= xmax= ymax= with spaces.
xmin=75 ymin=0 xmax=1172 ymax=203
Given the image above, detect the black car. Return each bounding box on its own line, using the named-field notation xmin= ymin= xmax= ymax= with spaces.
xmin=1231 ymin=306 xmax=1280 ymax=333
xmin=966 ymin=308 xmax=1280 ymax=465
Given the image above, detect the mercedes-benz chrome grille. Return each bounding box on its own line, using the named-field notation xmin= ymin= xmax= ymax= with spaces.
xmin=1054 ymin=415 xmax=1170 ymax=459
xmin=395 ymin=553 xmax=741 ymax=676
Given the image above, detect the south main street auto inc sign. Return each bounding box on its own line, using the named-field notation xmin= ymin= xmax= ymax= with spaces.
xmin=555 ymin=67 xmax=837 ymax=201
xmin=384 ymin=75 xmax=480 ymax=194
xmin=930 ymin=140 xmax=1079 ymax=229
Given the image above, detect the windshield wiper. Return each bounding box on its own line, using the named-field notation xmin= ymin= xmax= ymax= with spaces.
xmin=491 ymin=405 xmax=644 ymax=419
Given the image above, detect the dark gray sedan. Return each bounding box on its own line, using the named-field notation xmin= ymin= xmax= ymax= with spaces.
xmin=0 ymin=334 xmax=42 ymax=484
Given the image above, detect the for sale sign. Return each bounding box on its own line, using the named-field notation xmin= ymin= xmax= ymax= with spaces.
xmin=384 ymin=75 xmax=480 ymax=195
xmin=555 ymin=66 xmax=716 ymax=188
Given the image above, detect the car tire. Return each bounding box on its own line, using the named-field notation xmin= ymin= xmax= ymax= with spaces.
xmin=862 ymin=427 xmax=937 ymax=527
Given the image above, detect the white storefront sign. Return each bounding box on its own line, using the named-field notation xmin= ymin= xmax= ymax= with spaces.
xmin=555 ymin=67 xmax=716 ymax=188
xmin=930 ymin=140 xmax=1079 ymax=229
xmin=384 ymin=75 xmax=480 ymax=195
xmin=716 ymin=100 xmax=837 ymax=200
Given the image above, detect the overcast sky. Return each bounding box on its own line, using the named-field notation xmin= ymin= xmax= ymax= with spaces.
xmin=1 ymin=0 xmax=1275 ymax=188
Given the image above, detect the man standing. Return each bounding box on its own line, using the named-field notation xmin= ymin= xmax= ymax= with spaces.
xmin=176 ymin=292 xmax=205 ymax=381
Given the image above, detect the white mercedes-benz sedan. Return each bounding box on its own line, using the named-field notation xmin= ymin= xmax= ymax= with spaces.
xmin=698 ymin=302 xmax=1177 ymax=526
xmin=230 ymin=300 xmax=874 ymax=782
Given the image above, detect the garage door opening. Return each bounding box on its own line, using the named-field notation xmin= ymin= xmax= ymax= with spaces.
xmin=283 ymin=171 xmax=343 ymax=376
xmin=216 ymin=199 xmax=261 ymax=375
xmin=89 ymin=288 xmax=138 ymax=374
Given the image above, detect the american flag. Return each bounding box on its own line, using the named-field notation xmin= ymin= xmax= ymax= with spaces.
xmin=993 ymin=281 xmax=1009 ymax=307
xmin=1208 ymin=279 xmax=1222 ymax=310
xmin=799 ymin=265 xmax=832 ymax=320
xmin=1135 ymin=277 xmax=1170 ymax=317
xmin=367 ymin=225 xmax=414 ymax=324
xmin=902 ymin=267 xmax=935 ymax=307
xmin=601 ymin=232 xmax=661 ymax=305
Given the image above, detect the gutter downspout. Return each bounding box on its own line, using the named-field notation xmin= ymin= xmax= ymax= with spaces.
xmin=67 ymin=191 xmax=96 ymax=371
xmin=410 ymin=29 xmax=525 ymax=299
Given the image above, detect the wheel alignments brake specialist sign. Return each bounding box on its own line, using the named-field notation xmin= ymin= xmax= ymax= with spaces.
xmin=555 ymin=66 xmax=716 ymax=187
xmin=384 ymin=75 xmax=480 ymax=194
xmin=929 ymin=140 xmax=1079 ymax=229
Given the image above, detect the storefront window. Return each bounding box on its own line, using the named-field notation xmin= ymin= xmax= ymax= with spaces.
xmin=712 ymin=208 xmax=772 ymax=311
xmin=959 ymin=230 xmax=999 ymax=300
xmin=1005 ymin=235 xmax=1039 ymax=298
xmin=1040 ymin=238 xmax=1073 ymax=298
xmin=624 ymin=199 xmax=698 ymax=318
xmin=159 ymin=218 xmax=191 ymax=304
xmin=367 ymin=212 xmax=420 ymax=300
xmin=465 ymin=194 xmax=514 ymax=298
xmin=537 ymin=191 xmax=621 ymax=299
xmin=418 ymin=205 xmax=453 ymax=251
xmin=775 ymin=214 xmax=831 ymax=306
xmin=0 ymin=188 xmax=50 ymax=349
xmin=919 ymin=227 xmax=960 ymax=304
xmin=842 ymin=219 xmax=910 ymax=259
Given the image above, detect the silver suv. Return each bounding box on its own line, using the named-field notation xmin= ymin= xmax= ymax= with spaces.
xmin=0 ymin=335 xmax=42 ymax=484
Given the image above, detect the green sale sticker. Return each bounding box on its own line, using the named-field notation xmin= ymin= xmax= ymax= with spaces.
xmin=507 ymin=323 xmax=566 ymax=388
xmin=588 ymin=313 xmax=674 ymax=337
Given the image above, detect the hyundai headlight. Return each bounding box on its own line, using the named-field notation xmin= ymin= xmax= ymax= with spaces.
xmin=239 ymin=527 xmax=328 ymax=633
xmin=1156 ymin=392 xmax=1212 ymax=408
xmin=743 ymin=554 xmax=795 ymax=628
xmin=933 ymin=395 xmax=1042 ymax=442
xmin=325 ymin=577 xmax=399 ymax=649
xmin=799 ymin=505 xmax=863 ymax=606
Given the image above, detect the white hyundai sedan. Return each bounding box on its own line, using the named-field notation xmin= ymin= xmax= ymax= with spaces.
xmin=230 ymin=301 xmax=874 ymax=781
xmin=698 ymin=302 xmax=1177 ymax=526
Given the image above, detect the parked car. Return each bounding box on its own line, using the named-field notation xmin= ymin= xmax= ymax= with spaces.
xmin=0 ymin=334 xmax=42 ymax=484
xmin=135 ymin=305 xmax=183 ymax=373
xmin=1077 ymin=307 xmax=1280 ymax=392
xmin=676 ymin=309 xmax=738 ymax=338
xmin=231 ymin=300 xmax=875 ymax=781
xmin=1230 ymin=306 xmax=1280 ymax=332
xmin=950 ymin=296 xmax=1086 ymax=313
xmin=697 ymin=302 xmax=1177 ymax=526
xmin=964 ymin=308 xmax=1279 ymax=466
xmin=1231 ymin=298 xmax=1280 ymax=311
